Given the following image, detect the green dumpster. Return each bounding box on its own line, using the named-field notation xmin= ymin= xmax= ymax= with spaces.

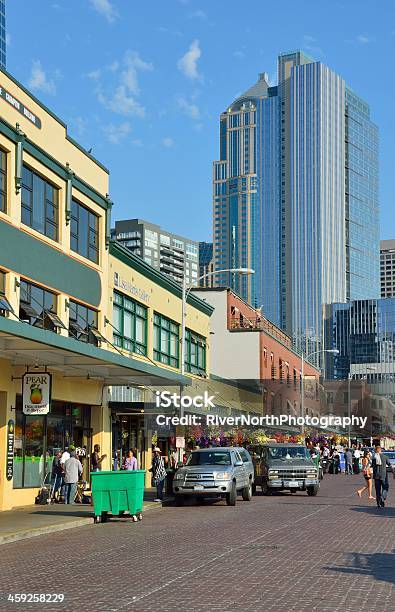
xmin=91 ymin=470 xmax=145 ymax=523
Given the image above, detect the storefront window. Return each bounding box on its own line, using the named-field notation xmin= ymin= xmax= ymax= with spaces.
xmin=112 ymin=291 xmax=147 ymax=356
xmin=70 ymin=199 xmax=99 ymax=264
xmin=21 ymin=165 xmax=58 ymax=241
xmin=153 ymin=313 xmax=179 ymax=368
xmin=185 ymin=330 xmax=207 ymax=376
xmin=13 ymin=398 xmax=91 ymax=489
xmin=0 ymin=148 xmax=7 ymax=213
xmin=19 ymin=279 xmax=57 ymax=330
xmin=68 ymin=299 xmax=98 ymax=344
xmin=0 ymin=269 xmax=5 ymax=295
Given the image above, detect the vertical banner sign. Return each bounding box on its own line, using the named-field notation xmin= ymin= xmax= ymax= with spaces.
xmin=22 ymin=372 xmax=52 ymax=415
xmin=6 ymin=420 xmax=14 ymax=481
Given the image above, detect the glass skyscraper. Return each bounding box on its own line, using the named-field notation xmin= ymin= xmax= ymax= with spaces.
xmin=0 ymin=0 xmax=5 ymax=69
xmin=213 ymin=51 xmax=379 ymax=365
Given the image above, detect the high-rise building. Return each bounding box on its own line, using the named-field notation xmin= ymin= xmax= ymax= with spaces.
xmin=325 ymin=298 xmax=395 ymax=393
xmin=199 ymin=241 xmax=213 ymax=287
xmin=380 ymin=239 xmax=395 ymax=298
xmin=0 ymin=0 xmax=6 ymax=69
xmin=112 ymin=219 xmax=199 ymax=285
xmin=213 ymin=51 xmax=379 ymax=364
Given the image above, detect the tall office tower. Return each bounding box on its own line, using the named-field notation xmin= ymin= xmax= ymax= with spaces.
xmin=112 ymin=219 xmax=199 ymax=285
xmin=213 ymin=50 xmax=379 ymax=364
xmin=380 ymin=240 xmax=395 ymax=298
xmin=199 ymin=241 xmax=213 ymax=287
xmin=0 ymin=0 xmax=6 ymax=69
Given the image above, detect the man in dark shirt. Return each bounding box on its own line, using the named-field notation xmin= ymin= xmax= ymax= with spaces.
xmin=91 ymin=444 xmax=107 ymax=472
xmin=371 ymin=446 xmax=393 ymax=508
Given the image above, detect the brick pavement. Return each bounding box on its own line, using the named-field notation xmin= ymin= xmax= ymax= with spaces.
xmin=0 ymin=474 xmax=393 ymax=612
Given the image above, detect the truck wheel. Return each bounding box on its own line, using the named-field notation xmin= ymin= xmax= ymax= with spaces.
xmin=307 ymin=485 xmax=319 ymax=496
xmin=242 ymin=482 xmax=252 ymax=501
xmin=261 ymin=481 xmax=271 ymax=496
xmin=226 ymin=483 xmax=237 ymax=506
xmin=175 ymin=496 xmax=185 ymax=506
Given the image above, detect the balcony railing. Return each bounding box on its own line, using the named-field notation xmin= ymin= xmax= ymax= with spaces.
xmin=229 ymin=315 xmax=292 ymax=346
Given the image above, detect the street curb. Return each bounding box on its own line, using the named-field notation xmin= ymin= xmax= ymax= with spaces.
xmin=0 ymin=501 xmax=161 ymax=546
xmin=0 ymin=517 xmax=93 ymax=546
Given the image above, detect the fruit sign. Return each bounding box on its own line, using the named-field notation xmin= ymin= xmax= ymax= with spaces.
xmin=22 ymin=372 xmax=52 ymax=415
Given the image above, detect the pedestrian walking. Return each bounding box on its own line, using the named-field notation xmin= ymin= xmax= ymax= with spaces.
xmin=150 ymin=447 xmax=167 ymax=502
xmin=91 ymin=444 xmax=107 ymax=472
xmin=372 ymin=445 xmax=393 ymax=508
xmin=345 ymin=448 xmax=353 ymax=475
xmin=51 ymin=450 xmax=64 ymax=502
xmin=59 ymin=445 xmax=71 ymax=502
xmin=123 ymin=449 xmax=138 ymax=470
xmin=356 ymin=451 xmax=374 ymax=500
xmin=63 ymin=449 xmax=83 ymax=504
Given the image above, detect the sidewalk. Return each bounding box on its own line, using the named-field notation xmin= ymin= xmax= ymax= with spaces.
xmin=0 ymin=489 xmax=162 ymax=546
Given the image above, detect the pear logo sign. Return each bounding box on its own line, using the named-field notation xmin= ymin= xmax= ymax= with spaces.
xmin=22 ymin=372 xmax=52 ymax=415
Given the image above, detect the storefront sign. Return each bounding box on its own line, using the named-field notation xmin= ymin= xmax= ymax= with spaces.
xmin=0 ymin=85 xmax=42 ymax=128
xmin=6 ymin=419 xmax=14 ymax=481
xmin=114 ymin=272 xmax=150 ymax=303
xmin=22 ymin=372 xmax=52 ymax=415
xmin=176 ymin=436 xmax=185 ymax=449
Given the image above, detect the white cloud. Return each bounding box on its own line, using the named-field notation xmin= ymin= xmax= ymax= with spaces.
xmin=162 ymin=137 xmax=175 ymax=147
xmin=233 ymin=50 xmax=245 ymax=60
xmin=89 ymin=0 xmax=118 ymax=23
xmin=177 ymin=39 xmax=201 ymax=80
xmin=357 ymin=35 xmax=372 ymax=44
xmin=28 ymin=60 xmax=56 ymax=95
xmin=94 ymin=51 xmax=153 ymax=118
xmin=131 ymin=138 xmax=143 ymax=147
xmin=87 ymin=68 xmax=102 ymax=80
xmin=189 ymin=9 xmax=206 ymax=19
xmin=176 ymin=95 xmax=200 ymax=119
xmin=102 ymin=122 xmax=131 ymax=144
xmin=5 ymin=33 xmax=11 ymax=46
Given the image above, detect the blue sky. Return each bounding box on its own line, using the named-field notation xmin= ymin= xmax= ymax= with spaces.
xmin=5 ymin=0 xmax=395 ymax=241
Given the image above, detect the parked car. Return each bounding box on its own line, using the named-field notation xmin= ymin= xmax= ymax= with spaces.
xmin=173 ymin=447 xmax=254 ymax=506
xmin=257 ymin=443 xmax=320 ymax=496
xmin=383 ymin=451 xmax=395 ymax=472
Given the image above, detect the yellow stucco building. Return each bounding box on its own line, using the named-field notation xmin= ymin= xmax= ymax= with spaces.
xmin=0 ymin=68 xmax=212 ymax=510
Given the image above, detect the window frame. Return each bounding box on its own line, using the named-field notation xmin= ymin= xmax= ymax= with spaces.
xmin=68 ymin=299 xmax=98 ymax=345
xmin=70 ymin=198 xmax=100 ymax=264
xmin=112 ymin=291 xmax=147 ymax=357
xmin=185 ymin=329 xmax=207 ymax=376
xmin=21 ymin=164 xmax=59 ymax=241
xmin=153 ymin=312 xmax=179 ymax=368
xmin=19 ymin=278 xmax=57 ymax=330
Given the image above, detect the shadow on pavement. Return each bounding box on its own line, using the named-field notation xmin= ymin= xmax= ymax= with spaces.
xmin=31 ymin=509 xmax=92 ymax=518
xmin=350 ymin=506 xmax=395 ymax=517
xmin=325 ymin=550 xmax=395 ymax=586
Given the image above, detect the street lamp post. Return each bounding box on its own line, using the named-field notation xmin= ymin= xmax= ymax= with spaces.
xmin=300 ymin=348 xmax=339 ymax=435
xmin=180 ymin=267 xmax=254 ymax=376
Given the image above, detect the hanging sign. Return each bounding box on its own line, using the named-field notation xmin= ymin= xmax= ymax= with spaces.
xmin=6 ymin=419 xmax=14 ymax=481
xmin=22 ymin=372 xmax=52 ymax=415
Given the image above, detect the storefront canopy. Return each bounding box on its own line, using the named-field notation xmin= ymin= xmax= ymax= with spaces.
xmin=0 ymin=317 xmax=190 ymax=387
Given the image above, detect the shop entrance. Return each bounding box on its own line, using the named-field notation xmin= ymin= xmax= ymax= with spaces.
xmin=112 ymin=413 xmax=146 ymax=470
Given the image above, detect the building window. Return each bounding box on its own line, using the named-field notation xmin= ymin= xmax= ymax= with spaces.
xmin=21 ymin=165 xmax=58 ymax=241
xmin=69 ymin=299 xmax=98 ymax=344
xmin=13 ymin=398 xmax=91 ymax=489
xmin=153 ymin=313 xmax=179 ymax=368
xmin=70 ymin=199 xmax=99 ymax=264
xmin=185 ymin=330 xmax=206 ymax=376
xmin=19 ymin=279 xmax=57 ymax=331
xmin=0 ymin=148 xmax=6 ymax=213
xmin=0 ymin=269 xmax=4 ymax=295
xmin=112 ymin=292 xmax=147 ymax=356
